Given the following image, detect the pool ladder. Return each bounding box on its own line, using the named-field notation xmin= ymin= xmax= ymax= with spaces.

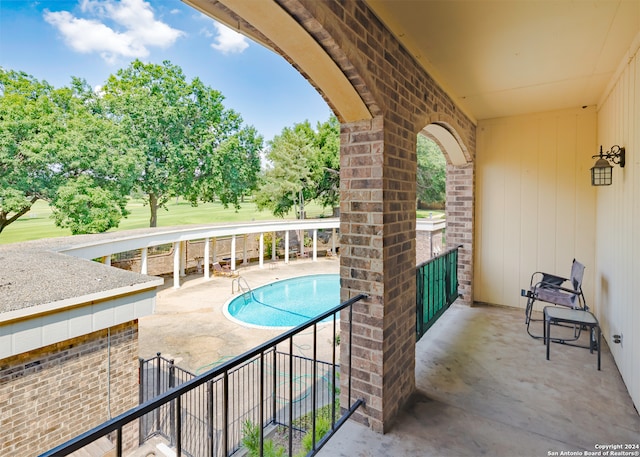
xmin=232 ymin=277 xmax=252 ymax=304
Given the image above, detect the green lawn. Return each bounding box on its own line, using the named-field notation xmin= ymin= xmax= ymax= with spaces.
xmin=0 ymin=198 xmax=333 ymax=245
xmin=1 ymin=199 xmax=444 ymax=245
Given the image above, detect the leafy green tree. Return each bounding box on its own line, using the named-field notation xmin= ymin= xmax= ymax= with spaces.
xmin=102 ymin=60 xmax=262 ymax=227
xmin=255 ymin=115 xmax=339 ymax=218
xmin=51 ymin=175 xmax=126 ymax=234
xmin=0 ymin=69 xmax=61 ymax=234
xmin=0 ymin=69 xmax=135 ymax=235
xmin=195 ymin=125 xmax=262 ymax=208
xmin=48 ymin=79 xmax=138 ymax=233
xmin=313 ymin=115 xmax=340 ymax=210
xmin=417 ymin=135 xmax=446 ymax=209
xmin=255 ymin=121 xmax=317 ymax=218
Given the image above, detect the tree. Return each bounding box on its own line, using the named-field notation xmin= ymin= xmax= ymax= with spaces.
xmin=255 ymin=121 xmax=318 ymax=218
xmin=51 ymin=175 xmax=125 ymax=234
xmin=194 ymin=125 xmax=262 ymax=208
xmin=255 ymin=115 xmax=339 ymax=218
xmin=47 ymin=79 xmax=138 ymax=233
xmin=101 ymin=60 xmax=262 ymax=227
xmin=0 ymin=69 xmax=134 ymax=235
xmin=313 ymin=115 xmax=340 ymax=210
xmin=416 ymin=135 xmax=446 ymax=209
xmin=0 ymin=69 xmax=67 ymax=234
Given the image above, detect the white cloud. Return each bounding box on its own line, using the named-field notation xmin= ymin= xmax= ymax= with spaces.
xmin=199 ymin=27 xmax=213 ymax=39
xmin=43 ymin=0 xmax=184 ymax=64
xmin=210 ymin=22 xmax=249 ymax=55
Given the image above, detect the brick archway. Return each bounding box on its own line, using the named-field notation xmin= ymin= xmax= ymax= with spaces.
xmin=420 ymin=119 xmax=475 ymax=305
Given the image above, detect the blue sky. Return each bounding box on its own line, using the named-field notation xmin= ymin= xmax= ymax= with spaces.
xmin=0 ymin=0 xmax=332 ymax=142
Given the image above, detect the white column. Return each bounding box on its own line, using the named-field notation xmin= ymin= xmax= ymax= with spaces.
xmin=259 ymin=232 xmax=264 ymax=268
xmin=204 ymin=237 xmax=210 ymax=279
xmin=312 ymin=229 xmax=318 ymax=261
xmin=429 ymin=231 xmax=433 ymax=259
xmin=243 ymin=234 xmax=248 ymax=265
xmin=332 ymin=228 xmax=336 ymax=255
xmin=173 ymin=242 xmax=180 ymax=289
xmin=299 ymin=230 xmax=304 ymax=258
xmin=180 ymin=241 xmax=186 ymax=277
xmin=140 ymin=247 xmax=148 ymax=275
xmin=272 ymin=232 xmax=277 ymax=261
xmin=231 ymin=235 xmax=237 ymax=271
xmin=285 ymin=231 xmax=290 ymax=264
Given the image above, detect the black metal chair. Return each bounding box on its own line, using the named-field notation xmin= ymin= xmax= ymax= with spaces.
xmin=523 ymin=259 xmax=587 ymax=339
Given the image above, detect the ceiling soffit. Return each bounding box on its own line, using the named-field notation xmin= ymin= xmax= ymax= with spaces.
xmin=367 ymin=0 xmax=640 ymax=120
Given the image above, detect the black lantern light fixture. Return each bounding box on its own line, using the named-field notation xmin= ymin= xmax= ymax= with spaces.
xmin=591 ymin=145 xmax=625 ymax=186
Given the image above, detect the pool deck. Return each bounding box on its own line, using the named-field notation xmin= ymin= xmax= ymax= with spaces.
xmin=138 ymin=257 xmax=340 ymax=374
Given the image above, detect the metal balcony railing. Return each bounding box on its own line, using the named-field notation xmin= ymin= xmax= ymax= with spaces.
xmin=40 ymin=294 xmax=366 ymax=457
xmin=416 ymin=245 xmax=461 ymax=340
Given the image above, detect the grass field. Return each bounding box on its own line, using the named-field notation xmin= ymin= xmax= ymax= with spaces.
xmin=1 ymin=199 xmax=444 ymax=245
xmin=0 ymin=198 xmax=334 ymax=245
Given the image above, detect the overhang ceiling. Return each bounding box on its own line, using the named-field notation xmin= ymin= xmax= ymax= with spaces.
xmin=188 ymin=0 xmax=640 ymax=123
xmin=367 ymin=0 xmax=640 ymax=121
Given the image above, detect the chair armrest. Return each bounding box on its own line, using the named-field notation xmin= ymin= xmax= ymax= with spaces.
xmin=533 ymin=281 xmax=580 ymax=295
xmin=530 ymin=271 xmax=568 ymax=287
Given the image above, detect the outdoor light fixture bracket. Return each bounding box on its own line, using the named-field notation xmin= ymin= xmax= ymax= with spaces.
xmin=591 ymin=145 xmax=625 ymax=186
xmin=592 ymin=145 xmax=625 ymax=168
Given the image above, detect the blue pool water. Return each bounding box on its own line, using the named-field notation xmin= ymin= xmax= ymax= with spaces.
xmin=225 ymin=274 xmax=340 ymax=328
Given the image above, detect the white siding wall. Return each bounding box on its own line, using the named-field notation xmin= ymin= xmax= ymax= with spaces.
xmin=596 ymin=35 xmax=640 ymax=411
xmin=475 ymin=107 xmax=597 ymax=311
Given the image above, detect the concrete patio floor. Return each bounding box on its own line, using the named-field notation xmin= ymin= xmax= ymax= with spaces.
xmin=318 ymin=303 xmax=640 ymax=457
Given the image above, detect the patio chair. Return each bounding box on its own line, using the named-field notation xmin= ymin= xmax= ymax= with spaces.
xmin=212 ymin=261 xmax=238 ymax=277
xmin=523 ymin=259 xmax=587 ymax=339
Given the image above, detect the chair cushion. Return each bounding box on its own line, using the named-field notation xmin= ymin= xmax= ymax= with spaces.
xmin=536 ymin=288 xmax=577 ymax=308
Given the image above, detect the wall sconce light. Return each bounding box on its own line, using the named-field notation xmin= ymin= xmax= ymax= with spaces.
xmin=591 ymin=145 xmax=625 ymax=186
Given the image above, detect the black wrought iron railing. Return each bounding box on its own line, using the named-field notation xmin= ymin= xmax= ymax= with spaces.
xmin=137 ymin=351 xmax=340 ymax=457
xmin=416 ymin=245 xmax=462 ymax=341
xmin=138 ymin=353 xmax=199 ymax=452
xmin=41 ymin=294 xmax=366 ymax=457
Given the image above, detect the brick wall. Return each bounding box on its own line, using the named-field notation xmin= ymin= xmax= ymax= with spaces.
xmin=0 ymin=322 xmax=139 ymax=455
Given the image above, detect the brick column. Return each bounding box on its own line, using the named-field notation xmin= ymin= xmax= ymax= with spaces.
xmin=445 ymin=163 xmax=475 ymax=304
xmin=340 ymin=116 xmax=416 ymax=432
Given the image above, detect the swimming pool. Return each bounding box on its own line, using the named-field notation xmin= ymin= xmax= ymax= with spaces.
xmin=224 ymin=274 xmax=340 ymax=328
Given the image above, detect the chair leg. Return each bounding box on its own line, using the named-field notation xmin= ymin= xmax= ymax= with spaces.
xmin=597 ymin=326 xmax=601 ymax=371
xmin=524 ymin=292 xmax=545 ymax=339
xmin=523 ymin=289 xmax=533 ymax=324
xmin=546 ymin=317 xmax=551 ymax=360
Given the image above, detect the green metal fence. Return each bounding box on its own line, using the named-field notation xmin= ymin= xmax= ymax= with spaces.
xmin=416 ymin=245 xmax=461 ymax=341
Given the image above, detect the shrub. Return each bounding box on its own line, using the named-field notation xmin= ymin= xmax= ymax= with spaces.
xmin=242 ymin=420 xmax=286 ymax=457
xmin=297 ymin=416 xmax=331 ymax=456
